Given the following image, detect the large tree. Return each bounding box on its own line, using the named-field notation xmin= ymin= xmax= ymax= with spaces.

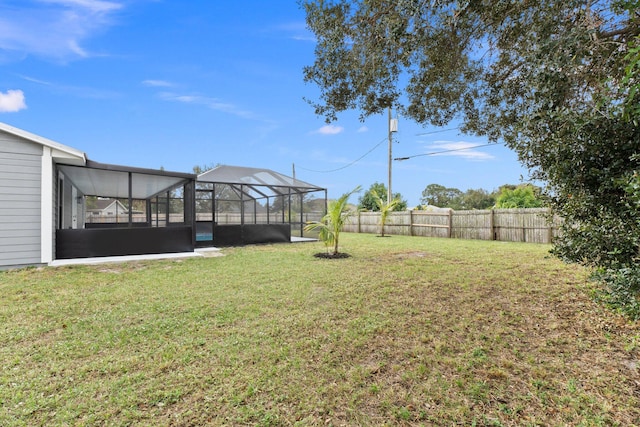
xmin=302 ymin=1 xmax=638 ymax=133
xmin=420 ymin=183 xmax=462 ymax=208
xmin=302 ymin=1 xmax=640 ymax=285
xmin=458 ymin=188 xmax=496 ymax=210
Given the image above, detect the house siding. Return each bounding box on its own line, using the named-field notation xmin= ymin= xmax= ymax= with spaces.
xmin=0 ymin=133 xmax=43 ymax=268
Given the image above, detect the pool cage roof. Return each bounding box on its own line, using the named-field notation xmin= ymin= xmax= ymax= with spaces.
xmin=197 ymin=165 xmax=325 ymax=200
xmin=58 ymin=160 xmax=195 ymax=199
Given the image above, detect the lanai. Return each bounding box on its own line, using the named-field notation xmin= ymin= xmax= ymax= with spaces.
xmin=196 ymin=165 xmax=326 ymax=246
xmin=55 ymin=160 xmax=197 ymax=259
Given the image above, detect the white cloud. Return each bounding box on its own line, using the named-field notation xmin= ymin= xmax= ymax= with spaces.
xmin=428 ymin=140 xmax=495 ymax=160
xmin=291 ymin=34 xmax=316 ymax=42
xmin=276 ymin=22 xmax=307 ymax=32
xmin=0 ymin=89 xmax=27 ymax=112
xmin=357 ymin=126 xmax=369 ymax=133
xmin=0 ymin=0 xmax=123 ymax=61
xmin=142 ymin=80 xmax=174 ymax=88
xmin=20 ymin=74 xmax=120 ymax=99
xmin=158 ymin=92 xmax=258 ymax=120
xmin=314 ymin=124 xmax=344 ymax=135
xmin=38 ymin=0 xmax=123 ymax=14
xmin=67 ymin=39 xmax=89 ymax=58
xmin=19 ymin=75 xmax=52 ymax=85
xmin=274 ymin=21 xmax=315 ymax=42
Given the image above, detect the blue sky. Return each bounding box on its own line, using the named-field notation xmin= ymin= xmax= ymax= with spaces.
xmin=0 ymin=0 xmax=532 ymax=207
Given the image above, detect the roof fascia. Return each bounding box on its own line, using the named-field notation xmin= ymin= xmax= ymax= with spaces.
xmin=0 ymin=122 xmax=86 ymax=164
xmin=85 ymin=160 xmax=196 ymax=180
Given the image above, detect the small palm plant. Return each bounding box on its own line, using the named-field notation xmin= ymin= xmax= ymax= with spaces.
xmin=304 ymin=186 xmax=361 ymax=257
xmin=371 ymin=189 xmax=401 ymax=237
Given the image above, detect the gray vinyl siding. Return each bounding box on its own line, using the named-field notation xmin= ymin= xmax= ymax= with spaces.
xmin=0 ymin=132 xmax=43 ymax=268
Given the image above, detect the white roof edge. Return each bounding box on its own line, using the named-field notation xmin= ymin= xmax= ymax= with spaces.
xmin=0 ymin=122 xmax=86 ymax=164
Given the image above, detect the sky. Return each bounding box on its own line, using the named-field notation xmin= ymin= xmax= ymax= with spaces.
xmin=0 ymin=0 xmax=533 ymax=207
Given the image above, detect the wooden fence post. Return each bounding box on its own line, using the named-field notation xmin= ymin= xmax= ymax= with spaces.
xmin=409 ymin=210 xmax=414 ymax=236
xmin=447 ymin=209 xmax=453 ymax=238
xmin=490 ymin=209 xmax=496 ymax=241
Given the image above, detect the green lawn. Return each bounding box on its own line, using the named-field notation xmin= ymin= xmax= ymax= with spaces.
xmin=1 ymin=234 xmax=639 ymax=426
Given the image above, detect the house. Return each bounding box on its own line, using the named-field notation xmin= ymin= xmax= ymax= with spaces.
xmin=0 ymin=122 xmax=326 ymax=269
xmin=86 ymin=198 xmax=129 ymax=217
xmin=0 ymin=122 xmax=86 ymax=269
xmin=0 ymin=122 xmax=197 ymax=269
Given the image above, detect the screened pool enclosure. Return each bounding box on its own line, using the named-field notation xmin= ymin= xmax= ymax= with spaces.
xmin=196 ymin=165 xmax=326 ymax=246
xmin=54 ymin=162 xmax=326 ymax=259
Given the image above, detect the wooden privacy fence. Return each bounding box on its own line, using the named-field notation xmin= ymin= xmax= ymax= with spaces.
xmin=342 ymin=208 xmax=561 ymax=244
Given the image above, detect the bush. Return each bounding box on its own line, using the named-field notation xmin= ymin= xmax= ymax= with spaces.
xmin=593 ymin=267 xmax=640 ymax=321
xmin=495 ymin=185 xmax=544 ymax=209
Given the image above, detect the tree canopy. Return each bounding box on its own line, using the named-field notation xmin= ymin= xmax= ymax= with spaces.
xmin=418 ymin=183 xmax=539 ymax=209
xmin=302 ymin=0 xmax=638 ymax=133
xmin=302 ymin=0 xmax=640 ymax=192
xmin=420 ymin=184 xmax=463 ymax=209
xmin=494 ymin=185 xmax=544 ymax=209
xmin=459 ymin=188 xmax=497 ymax=210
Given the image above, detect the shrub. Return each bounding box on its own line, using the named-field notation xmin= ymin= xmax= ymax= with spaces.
xmin=593 ymin=267 xmax=640 ymax=321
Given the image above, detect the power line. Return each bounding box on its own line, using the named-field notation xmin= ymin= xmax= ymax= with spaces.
xmin=297 ymin=137 xmax=388 ymax=173
xmin=394 ymin=143 xmax=497 ymax=161
xmin=415 ymin=127 xmax=461 ymax=136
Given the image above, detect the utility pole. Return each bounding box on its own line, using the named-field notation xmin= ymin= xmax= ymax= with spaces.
xmin=388 ymin=107 xmax=392 ymax=204
xmin=387 ymin=107 xmax=398 ymax=204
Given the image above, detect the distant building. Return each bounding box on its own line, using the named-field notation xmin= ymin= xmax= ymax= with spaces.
xmin=86 ymin=199 xmax=128 ymax=217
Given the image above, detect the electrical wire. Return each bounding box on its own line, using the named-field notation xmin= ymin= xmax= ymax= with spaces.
xmin=415 ymin=127 xmax=461 ymax=136
xmin=297 ymin=130 xmax=493 ymax=172
xmin=297 ymin=136 xmax=388 ymax=173
xmin=394 ymin=143 xmax=497 ymax=161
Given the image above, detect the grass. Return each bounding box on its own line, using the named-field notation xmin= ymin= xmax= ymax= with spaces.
xmin=1 ymin=233 xmax=639 ymax=426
